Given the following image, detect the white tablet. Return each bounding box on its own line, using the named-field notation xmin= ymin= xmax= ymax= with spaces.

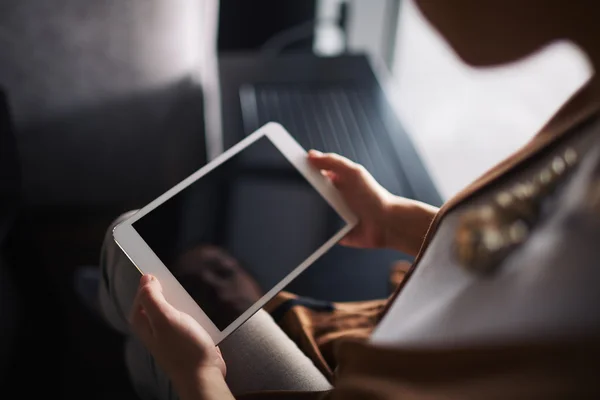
xmin=113 ymin=122 xmax=357 ymax=344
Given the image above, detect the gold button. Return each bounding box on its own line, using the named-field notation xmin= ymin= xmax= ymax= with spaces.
xmin=496 ymin=192 xmax=513 ymax=208
xmin=539 ymin=169 xmax=553 ymax=185
xmin=483 ymin=229 xmax=504 ymax=251
xmin=564 ymin=147 xmax=578 ymax=166
xmin=456 ymin=144 xmax=582 ymax=276
xmin=508 ymin=220 xmax=528 ymax=244
xmin=512 ymin=182 xmax=536 ymax=200
xmin=552 ymin=156 xmax=566 ymax=175
xmin=478 ymin=205 xmax=495 ymax=219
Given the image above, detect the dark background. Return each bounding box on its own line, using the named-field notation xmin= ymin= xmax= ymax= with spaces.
xmin=0 ymin=1 xmax=330 ymax=398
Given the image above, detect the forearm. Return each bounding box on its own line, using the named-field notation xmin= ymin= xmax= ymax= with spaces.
xmin=174 ymin=368 xmax=235 ymax=400
xmin=382 ymin=197 xmax=438 ymax=257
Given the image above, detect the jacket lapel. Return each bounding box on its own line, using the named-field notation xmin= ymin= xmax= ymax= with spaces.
xmin=380 ymin=81 xmax=600 ymax=317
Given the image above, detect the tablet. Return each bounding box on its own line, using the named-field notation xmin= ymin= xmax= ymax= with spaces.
xmin=113 ymin=122 xmax=357 ymax=344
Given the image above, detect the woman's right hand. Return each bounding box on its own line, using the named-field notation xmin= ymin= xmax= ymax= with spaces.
xmin=308 ymin=150 xmax=438 ymax=256
xmin=308 ymin=150 xmax=393 ymax=249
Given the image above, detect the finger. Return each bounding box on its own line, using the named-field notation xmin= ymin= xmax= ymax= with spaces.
xmin=308 ymin=150 xmax=357 ymax=174
xmin=393 ymin=260 xmax=412 ymax=273
xmin=339 ymin=234 xmax=358 ymax=247
xmin=130 ymin=287 xmax=154 ymax=346
xmin=130 ymin=274 xmax=152 ymax=328
xmin=137 ymin=275 xmax=175 ymax=334
xmin=320 ymin=169 xmax=339 ymax=183
xmin=339 ymin=226 xmax=363 ymax=247
xmin=215 ymin=346 xmax=227 ymax=377
xmin=339 ymin=229 xmax=355 ymax=246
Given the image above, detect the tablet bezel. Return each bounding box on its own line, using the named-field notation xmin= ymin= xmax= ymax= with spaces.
xmin=113 ymin=122 xmax=358 ymax=344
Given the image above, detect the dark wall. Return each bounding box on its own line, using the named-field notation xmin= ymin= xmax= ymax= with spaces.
xmin=218 ymin=0 xmax=317 ymax=51
xmin=0 ymin=0 xmax=208 ymax=210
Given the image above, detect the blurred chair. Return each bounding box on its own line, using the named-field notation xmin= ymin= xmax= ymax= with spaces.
xmin=0 ymin=87 xmax=22 ymax=387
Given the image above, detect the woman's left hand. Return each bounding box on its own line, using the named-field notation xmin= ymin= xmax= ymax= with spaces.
xmin=129 ymin=274 xmax=227 ymax=391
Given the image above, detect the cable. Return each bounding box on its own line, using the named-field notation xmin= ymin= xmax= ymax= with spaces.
xmin=260 ymin=2 xmax=350 ymax=57
xmin=259 ymin=18 xmax=330 ymax=56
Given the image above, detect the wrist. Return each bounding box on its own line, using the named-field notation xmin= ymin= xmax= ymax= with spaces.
xmin=382 ymin=197 xmax=438 ymax=256
xmin=173 ymin=367 xmax=234 ymax=400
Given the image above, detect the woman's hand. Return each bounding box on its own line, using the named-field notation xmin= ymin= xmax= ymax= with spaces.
xmin=129 ymin=275 xmax=233 ymax=400
xmin=308 ymin=150 xmax=438 ymax=256
xmin=308 ymin=150 xmax=394 ymax=249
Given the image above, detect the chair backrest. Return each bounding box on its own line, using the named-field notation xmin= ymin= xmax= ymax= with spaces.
xmin=0 ymin=0 xmax=208 ymax=212
xmin=0 ymin=87 xmax=21 ymax=381
xmin=0 ymin=88 xmax=20 ymax=233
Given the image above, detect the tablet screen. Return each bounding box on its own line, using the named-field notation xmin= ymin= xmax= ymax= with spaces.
xmin=133 ymin=136 xmax=345 ymax=331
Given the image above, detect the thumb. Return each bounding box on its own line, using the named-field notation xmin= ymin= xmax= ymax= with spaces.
xmin=308 ymin=150 xmax=356 ymax=174
xmin=137 ymin=275 xmax=175 ymax=333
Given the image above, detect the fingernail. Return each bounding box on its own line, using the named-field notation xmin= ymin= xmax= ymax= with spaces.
xmin=140 ymin=274 xmax=154 ymax=285
xmin=308 ymin=150 xmax=322 ymax=156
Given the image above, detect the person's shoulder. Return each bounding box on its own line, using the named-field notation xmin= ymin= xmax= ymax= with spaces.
xmin=538 ymin=81 xmax=600 ymax=141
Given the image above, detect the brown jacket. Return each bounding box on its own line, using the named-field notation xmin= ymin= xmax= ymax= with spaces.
xmin=241 ymin=83 xmax=600 ymax=399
